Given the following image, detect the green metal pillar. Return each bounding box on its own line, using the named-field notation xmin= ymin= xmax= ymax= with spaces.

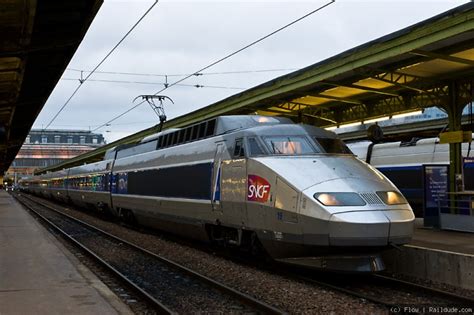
xmin=447 ymin=82 xmax=464 ymax=210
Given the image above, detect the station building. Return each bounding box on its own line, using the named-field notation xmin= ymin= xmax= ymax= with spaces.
xmin=5 ymin=130 xmax=105 ymax=180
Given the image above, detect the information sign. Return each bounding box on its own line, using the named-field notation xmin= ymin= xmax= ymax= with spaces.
xmin=423 ymin=165 xmax=449 ymax=228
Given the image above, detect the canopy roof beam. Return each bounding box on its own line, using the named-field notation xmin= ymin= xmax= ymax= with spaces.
xmin=371 ymin=74 xmax=428 ymax=94
xmin=305 ymin=94 xmax=363 ymax=105
xmin=410 ymin=49 xmax=474 ymax=66
xmin=320 ymin=81 xmax=400 ymax=97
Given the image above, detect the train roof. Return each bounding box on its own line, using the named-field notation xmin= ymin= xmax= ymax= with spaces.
xmin=103 ymin=115 xmax=336 ymax=161
xmin=104 ymin=115 xmax=292 ymax=158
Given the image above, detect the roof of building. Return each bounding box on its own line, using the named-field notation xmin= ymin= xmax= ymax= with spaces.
xmin=0 ymin=0 xmax=103 ymax=173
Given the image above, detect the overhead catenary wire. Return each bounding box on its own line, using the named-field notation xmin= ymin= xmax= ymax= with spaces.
xmin=43 ymin=0 xmax=159 ymax=130
xmin=47 ymin=121 xmax=159 ymax=128
xmin=60 ymin=78 xmax=246 ymax=90
xmin=92 ymin=0 xmax=335 ymax=132
xmin=65 ymin=67 xmax=298 ymax=77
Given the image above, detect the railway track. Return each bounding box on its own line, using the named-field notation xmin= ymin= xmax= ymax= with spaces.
xmin=14 ymin=192 xmax=284 ymax=314
xmin=15 ymin=192 xmax=474 ymax=313
xmin=289 ymin=268 xmax=474 ymax=311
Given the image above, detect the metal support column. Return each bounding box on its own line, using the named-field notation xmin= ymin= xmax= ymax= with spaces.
xmin=447 ymin=82 xmax=464 ymax=212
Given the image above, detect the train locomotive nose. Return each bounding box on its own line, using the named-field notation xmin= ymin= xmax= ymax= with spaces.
xmin=329 ymin=208 xmax=414 ymax=246
xmin=304 ymin=177 xmax=415 ymax=247
xmin=329 ymin=211 xmax=390 ymax=246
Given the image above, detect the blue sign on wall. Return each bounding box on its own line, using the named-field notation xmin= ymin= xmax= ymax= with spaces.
xmin=464 ymin=157 xmax=474 ymax=191
xmin=423 ymin=165 xmax=449 ymax=228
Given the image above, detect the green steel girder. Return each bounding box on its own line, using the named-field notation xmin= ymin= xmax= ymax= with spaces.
xmin=302 ymin=85 xmax=453 ymax=125
xmin=276 ymin=102 xmax=308 ymax=112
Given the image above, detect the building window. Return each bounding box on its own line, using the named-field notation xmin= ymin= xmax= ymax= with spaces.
xmin=25 ymin=136 xmax=30 ymax=144
xmin=41 ymin=136 xmax=47 ymax=144
xmin=54 ymin=136 xmax=61 ymax=144
xmin=80 ymin=136 xmax=86 ymax=144
xmin=67 ymin=137 xmax=73 ymax=144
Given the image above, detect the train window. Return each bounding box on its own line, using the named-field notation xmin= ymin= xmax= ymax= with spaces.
xmin=198 ymin=122 xmax=206 ymax=139
xmin=247 ymin=137 xmax=265 ymax=156
xmin=185 ymin=127 xmax=192 ymax=142
xmin=157 ymin=136 xmax=163 ymax=149
xmin=178 ymin=130 xmax=185 ymax=143
xmin=171 ymin=132 xmax=178 ymax=146
xmin=233 ymin=138 xmax=245 ymax=158
xmin=206 ymin=119 xmax=216 ymax=137
xmin=314 ymin=137 xmax=352 ymax=154
xmin=191 ymin=125 xmax=199 ymax=140
xmin=264 ymin=136 xmax=315 ymax=155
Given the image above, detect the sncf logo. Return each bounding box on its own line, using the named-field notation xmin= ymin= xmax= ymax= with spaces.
xmin=248 ymin=175 xmax=271 ymax=202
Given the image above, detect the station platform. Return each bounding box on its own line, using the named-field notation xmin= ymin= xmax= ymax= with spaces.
xmin=411 ymin=218 xmax=474 ymax=255
xmin=0 ymin=191 xmax=132 ymax=315
xmin=383 ymin=218 xmax=474 ymax=291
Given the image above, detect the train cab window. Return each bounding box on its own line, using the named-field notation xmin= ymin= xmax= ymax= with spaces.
xmin=247 ymin=137 xmax=265 ymax=156
xmin=233 ymin=138 xmax=245 ymax=158
xmin=264 ymin=136 xmax=315 ymax=155
xmin=314 ymin=137 xmax=352 ymax=154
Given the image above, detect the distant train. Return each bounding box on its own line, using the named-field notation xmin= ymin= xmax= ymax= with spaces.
xmin=20 ymin=116 xmax=415 ymax=272
xmin=347 ymin=137 xmax=473 ymax=217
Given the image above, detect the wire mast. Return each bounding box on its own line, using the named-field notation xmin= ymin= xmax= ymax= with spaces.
xmin=133 ymin=95 xmax=173 ymax=131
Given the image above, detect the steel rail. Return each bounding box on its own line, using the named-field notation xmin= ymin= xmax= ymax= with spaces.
xmin=14 ymin=193 xmax=285 ymax=315
xmin=290 ymin=273 xmax=398 ymax=309
xmin=289 ymin=271 xmax=474 ymax=310
xmin=372 ymin=274 xmax=474 ymax=306
xmin=15 ymin=193 xmax=174 ymax=315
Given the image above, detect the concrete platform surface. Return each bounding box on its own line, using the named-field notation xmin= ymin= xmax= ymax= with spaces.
xmin=0 ymin=191 xmax=133 ymax=315
xmin=411 ymin=218 xmax=474 ymax=255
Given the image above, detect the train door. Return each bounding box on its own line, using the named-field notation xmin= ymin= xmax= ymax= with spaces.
xmin=219 ymin=138 xmax=248 ymax=225
xmin=211 ymin=142 xmax=225 ymax=212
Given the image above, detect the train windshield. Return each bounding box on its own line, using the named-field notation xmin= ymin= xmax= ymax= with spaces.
xmin=263 ymin=136 xmax=318 ymax=155
xmin=314 ymin=137 xmax=352 ymax=154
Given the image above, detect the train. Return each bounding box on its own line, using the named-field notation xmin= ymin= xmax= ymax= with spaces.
xmin=20 ymin=115 xmax=415 ymax=272
xmin=347 ymin=137 xmax=474 ymax=217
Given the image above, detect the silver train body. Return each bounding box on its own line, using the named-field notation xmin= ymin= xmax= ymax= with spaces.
xmin=21 ymin=116 xmax=415 ymax=272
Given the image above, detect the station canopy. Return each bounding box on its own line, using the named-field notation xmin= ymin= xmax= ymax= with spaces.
xmin=38 ymin=2 xmax=474 ymax=173
xmin=0 ymin=0 xmax=102 ymax=174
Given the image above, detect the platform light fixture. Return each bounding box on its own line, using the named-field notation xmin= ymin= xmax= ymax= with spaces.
xmin=339 ymin=121 xmax=362 ymax=128
xmin=324 ymin=109 xmax=422 ymax=130
xmin=364 ymin=116 xmax=389 ymax=124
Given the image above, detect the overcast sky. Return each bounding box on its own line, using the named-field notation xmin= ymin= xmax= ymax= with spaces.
xmin=32 ymin=0 xmax=468 ymax=143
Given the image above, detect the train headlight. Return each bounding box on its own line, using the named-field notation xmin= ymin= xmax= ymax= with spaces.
xmin=314 ymin=192 xmax=366 ymax=206
xmin=376 ymin=191 xmax=407 ymax=205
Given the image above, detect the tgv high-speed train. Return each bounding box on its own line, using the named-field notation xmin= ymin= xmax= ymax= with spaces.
xmin=348 ymin=138 xmax=474 ymax=217
xmin=21 ymin=116 xmax=415 ymax=272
